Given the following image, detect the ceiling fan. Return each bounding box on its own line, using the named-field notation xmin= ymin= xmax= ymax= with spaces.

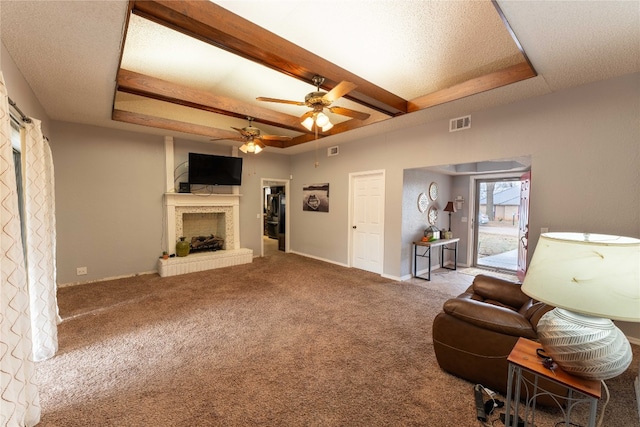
xmin=228 ymin=117 xmax=292 ymax=153
xmin=257 ymin=75 xmax=371 ymax=132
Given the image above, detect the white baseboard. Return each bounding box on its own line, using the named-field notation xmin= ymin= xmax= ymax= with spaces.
xmin=59 ymin=270 xmax=158 ymax=288
xmin=289 ymin=251 xmax=349 ymax=268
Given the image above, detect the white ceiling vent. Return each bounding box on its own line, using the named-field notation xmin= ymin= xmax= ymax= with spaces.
xmin=449 ymin=115 xmax=471 ymax=132
xmin=327 ymin=146 xmax=339 ymax=157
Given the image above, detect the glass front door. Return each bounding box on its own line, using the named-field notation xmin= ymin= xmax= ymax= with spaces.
xmin=473 ymin=177 xmax=523 ymax=271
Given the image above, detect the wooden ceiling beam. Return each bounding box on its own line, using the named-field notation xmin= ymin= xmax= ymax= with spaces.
xmin=407 ymin=62 xmax=537 ymax=112
xmin=116 ymin=69 xmax=307 ymax=133
xmin=284 ymin=133 xmax=322 ymax=148
xmin=116 ymin=69 xmax=391 ymax=145
xmin=130 ymin=0 xmax=407 ymax=116
xmin=112 ymin=109 xmax=287 ymax=148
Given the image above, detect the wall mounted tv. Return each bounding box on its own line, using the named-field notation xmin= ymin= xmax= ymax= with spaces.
xmin=188 ymin=153 xmax=243 ymax=186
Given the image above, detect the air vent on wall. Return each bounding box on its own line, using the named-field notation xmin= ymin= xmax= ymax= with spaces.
xmin=449 ymin=115 xmax=471 ymax=132
xmin=327 ymin=146 xmax=339 ymax=156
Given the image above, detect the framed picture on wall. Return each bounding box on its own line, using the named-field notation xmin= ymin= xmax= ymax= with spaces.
xmin=303 ymin=183 xmax=329 ymax=212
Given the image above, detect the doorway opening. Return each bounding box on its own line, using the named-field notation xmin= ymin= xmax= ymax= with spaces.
xmin=261 ymin=178 xmax=290 ymax=257
xmin=473 ymin=176 xmax=522 ymax=271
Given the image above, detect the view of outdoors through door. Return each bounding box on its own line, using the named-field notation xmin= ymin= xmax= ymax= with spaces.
xmin=474 ymin=177 xmax=522 ymax=271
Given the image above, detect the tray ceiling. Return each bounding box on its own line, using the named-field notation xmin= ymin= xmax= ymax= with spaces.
xmin=2 ymin=1 xmax=638 ymax=154
xmin=113 ymin=0 xmax=533 ymax=150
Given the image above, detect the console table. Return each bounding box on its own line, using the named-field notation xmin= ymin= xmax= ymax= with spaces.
xmin=505 ymin=337 xmax=601 ymax=427
xmin=412 ymin=238 xmax=459 ymax=281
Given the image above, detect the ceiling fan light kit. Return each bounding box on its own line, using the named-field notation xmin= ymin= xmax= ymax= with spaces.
xmin=258 ymin=74 xmax=369 ymax=134
xmin=302 ymin=113 xmax=334 ymax=132
xmin=231 ymin=117 xmax=290 ymax=154
xmin=239 ymin=142 xmax=262 ymax=154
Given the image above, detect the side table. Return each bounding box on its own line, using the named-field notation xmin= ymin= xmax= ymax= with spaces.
xmin=412 ymin=238 xmax=459 ymax=281
xmin=505 ymin=337 xmax=601 ymax=427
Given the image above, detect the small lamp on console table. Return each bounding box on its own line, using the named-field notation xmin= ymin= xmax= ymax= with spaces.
xmin=443 ymin=201 xmax=456 ymax=232
xmin=521 ymin=232 xmax=640 ymax=381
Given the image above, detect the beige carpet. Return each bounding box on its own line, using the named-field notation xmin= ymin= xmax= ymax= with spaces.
xmin=36 ymin=253 xmax=639 ymax=426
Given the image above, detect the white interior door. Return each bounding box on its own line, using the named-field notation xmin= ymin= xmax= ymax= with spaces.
xmin=350 ymin=171 xmax=385 ymax=274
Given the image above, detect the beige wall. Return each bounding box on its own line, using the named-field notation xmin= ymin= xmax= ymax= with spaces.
xmin=3 ymin=39 xmax=638 ymax=338
xmin=286 ymin=72 xmax=639 ymax=339
xmin=289 ymin=73 xmax=639 ymax=279
xmin=50 ymin=122 xmax=166 ymax=282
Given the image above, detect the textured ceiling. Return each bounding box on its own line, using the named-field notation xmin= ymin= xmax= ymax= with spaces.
xmin=1 ymin=1 xmax=639 ymax=154
xmin=114 ymin=0 xmax=531 ymax=148
xmin=214 ymin=0 xmax=523 ymax=98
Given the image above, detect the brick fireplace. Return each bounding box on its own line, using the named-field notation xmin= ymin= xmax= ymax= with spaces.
xmin=158 ymin=192 xmax=252 ymax=277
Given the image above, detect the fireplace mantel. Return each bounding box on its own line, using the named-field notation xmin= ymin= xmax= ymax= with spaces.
xmin=164 ymin=192 xmax=241 ymax=251
xmin=160 ymin=192 xmax=252 ymax=277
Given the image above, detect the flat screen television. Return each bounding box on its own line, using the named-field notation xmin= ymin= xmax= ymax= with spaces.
xmin=188 ymin=153 xmax=243 ymax=186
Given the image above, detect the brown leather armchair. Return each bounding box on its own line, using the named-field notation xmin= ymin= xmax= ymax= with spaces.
xmin=433 ymin=274 xmax=560 ymax=399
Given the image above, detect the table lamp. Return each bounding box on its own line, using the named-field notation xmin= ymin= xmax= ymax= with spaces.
xmin=443 ymin=201 xmax=456 ymax=232
xmin=521 ymin=232 xmax=640 ymax=380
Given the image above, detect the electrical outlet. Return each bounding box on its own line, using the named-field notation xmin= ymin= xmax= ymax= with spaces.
xmin=76 ymin=267 xmax=87 ymax=276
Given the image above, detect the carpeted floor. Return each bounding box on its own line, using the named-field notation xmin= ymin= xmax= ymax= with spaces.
xmin=36 ymin=253 xmax=639 ymax=426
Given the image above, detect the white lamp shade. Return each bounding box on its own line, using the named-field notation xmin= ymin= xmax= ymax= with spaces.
xmin=315 ymin=112 xmax=330 ymax=127
xmin=522 ymin=232 xmax=640 ymax=322
xmin=239 ymin=143 xmax=248 ymax=153
xmin=302 ymin=116 xmax=314 ymax=131
xmin=321 ymin=121 xmax=333 ymax=132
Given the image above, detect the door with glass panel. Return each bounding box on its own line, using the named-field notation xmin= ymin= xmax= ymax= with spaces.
xmin=473 ymin=176 xmax=525 ymax=271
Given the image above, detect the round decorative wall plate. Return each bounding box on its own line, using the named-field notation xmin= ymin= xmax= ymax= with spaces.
xmin=428 ymin=205 xmax=438 ymax=225
xmin=429 ymin=182 xmax=438 ymax=201
xmin=417 ymin=192 xmax=429 ymax=213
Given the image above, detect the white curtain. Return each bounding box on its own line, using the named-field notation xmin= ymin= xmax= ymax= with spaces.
xmin=22 ymin=119 xmax=59 ymax=362
xmin=0 ymin=75 xmax=41 ymax=425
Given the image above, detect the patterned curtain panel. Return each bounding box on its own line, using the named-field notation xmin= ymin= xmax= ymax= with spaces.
xmin=23 ymin=119 xmax=59 ymax=362
xmin=0 ymin=75 xmax=41 ymax=425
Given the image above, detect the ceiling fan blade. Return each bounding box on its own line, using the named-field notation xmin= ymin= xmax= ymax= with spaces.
xmin=261 ymin=134 xmax=292 ymax=141
xmin=328 ymin=106 xmax=370 ymax=121
xmin=255 ymin=140 xmax=266 ymax=149
xmin=256 ymin=97 xmax=305 ymax=106
xmin=323 ymin=81 xmax=357 ymax=103
xmin=231 ymin=126 xmax=250 ymax=137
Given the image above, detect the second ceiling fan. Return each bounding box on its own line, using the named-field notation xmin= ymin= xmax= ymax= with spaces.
xmin=257 ymin=75 xmax=371 ymax=132
xmin=227 ymin=117 xmax=292 ymax=153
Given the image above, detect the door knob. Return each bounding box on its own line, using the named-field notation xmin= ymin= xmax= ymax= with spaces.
xmin=352 ymin=226 xmax=357 ymax=229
